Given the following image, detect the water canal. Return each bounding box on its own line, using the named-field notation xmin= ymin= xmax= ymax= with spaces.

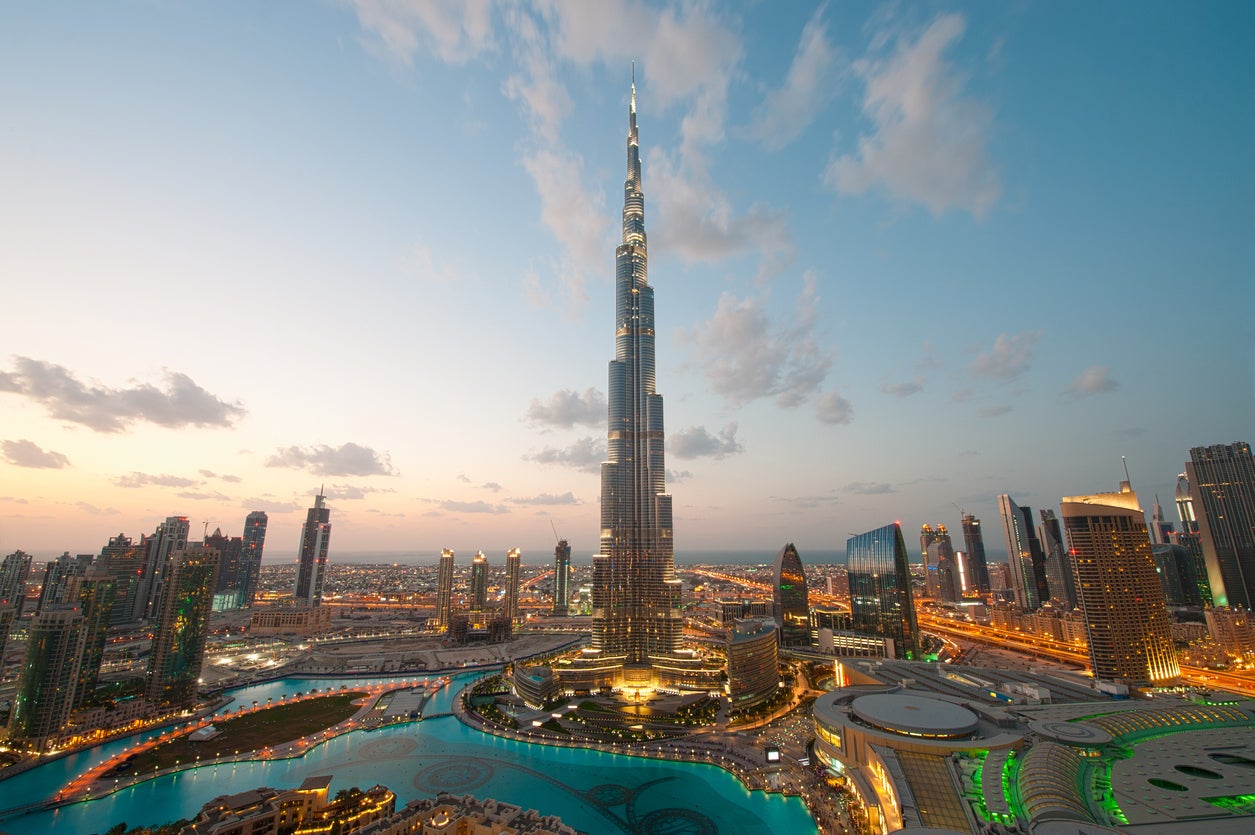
xmin=1 ymin=673 xmax=816 ymax=835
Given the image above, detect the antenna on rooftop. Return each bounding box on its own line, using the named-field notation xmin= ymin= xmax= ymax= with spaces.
xmin=550 ymin=520 xmax=561 ymax=544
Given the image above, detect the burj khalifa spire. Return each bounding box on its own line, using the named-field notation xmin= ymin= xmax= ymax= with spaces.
xmin=590 ymin=71 xmax=685 ymax=672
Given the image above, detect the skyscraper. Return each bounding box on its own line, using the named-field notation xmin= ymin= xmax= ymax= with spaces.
xmin=205 ymin=527 xmax=244 ymax=608
xmin=295 ymin=489 xmax=331 ymax=607
xmin=1187 ymin=442 xmax=1255 ymax=610
xmin=35 ymin=552 xmax=91 ymax=612
xmin=97 ymin=533 xmax=146 ymax=626
xmin=505 ymin=548 xmax=521 ymax=620
xmin=470 ymin=551 xmax=488 ymax=611
xmin=921 ymin=525 xmax=956 ymax=601
xmin=436 ymin=548 xmax=455 ymax=627
xmin=240 ymin=511 xmax=268 ymax=607
xmin=146 ymin=545 xmax=219 ymax=707
xmin=1 ymin=550 xmax=33 ymax=617
xmin=773 ymin=543 xmax=810 ymax=645
xmin=961 ymin=513 xmax=991 ymax=594
xmin=1061 ymin=482 xmax=1180 ymax=687
xmin=140 ymin=516 xmax=190 ymax=621
xmin=7 ymin=604 xmax=83 ymax=750
xmin=1038 ymin=509 xmax=1078 ymax=610
xmin=846 ymin=523 xmax=920 ymax=660
xmin=73 ymin=567 xmax=116 ymax=709
xmin=552 ymin=540 xmax=571 ymax=617
xmin=997 ymin=495 xmax=1049 ymax=611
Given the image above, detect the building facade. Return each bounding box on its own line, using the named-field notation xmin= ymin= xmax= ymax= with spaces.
xmin=1038 ymin=509 xmax=1078 ymax=609
xmin=146 ymin=545 xmax=219 ymax=706
xmin=7 ymin=604 xmax=84 ymax=750
xmin=960 ymin=513 xmax=991 ymax=594
xmin=295 ymin=490 xmax=331 ymax=607
xmin=726 ymin=619 xmax=780 ymax=711
xmin=1187 ymin=442 xmax=1255 ymax=610
xmin=470 ymin=551 xmax=488 ymax=611
xmin=505 ymin=548 xmax=521 ymax=620
xmin=1061 ymin=482 xmax=1180 ymax=687
xmin=997 ymin=494 xmax=1049 ymax=611
xmin=240 ymin=510 xmax=268 ymax=607
xmin=552 ymin=540 xmax=571 ymax=617
xmin=772 ymin=543 xmax=809 ymax=645
xmin=846 ymin=523 xmax=920 ymax=660
xmin=436 ymin=548 xmax=454 ymax=627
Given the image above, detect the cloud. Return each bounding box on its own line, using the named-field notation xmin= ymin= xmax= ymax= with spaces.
xmin=266 ymin=443 xmax=397 ymax=476
xmin=457 ymin=473 xmax=472 ymax=483
xmin=481 ymin=481 xmax=503 ymax=492
xmin=845 ymin=481 xmax=894 ymax=495
xmin=971 ymin=331 xmax=1043 ymax=381
xmin=671 ymin=423 xmax=744 ymax=460
xmin=1114 ymin=426 xmax=1147 ymax=439
xmin=917 ymin=341 xmax=941 ymax=370
xmin=322 ymin=484 xmax=396 ymax=500
xmin=1063 ymin=365 xmax=1119 ymax=399
xmin=440 ymin=499 xmax=508 ymax=514
xmin=114 ymin=472 xmax=199 ymax=489
xmin=688 ymin=274 xmax=832 ymax=407
xmin=242 ymin=497 xmax=302 ymax=513
xmin=1 ymin=439 xmax=70 ymax=469
xmin=177 ymin=490 xmax=230 ymax=502
xmin=951 ymin=388 xmax=973 ymax=403
xmin=825 ymin=14 xmax=1000 ymax=218
xmin=881 ymin=377 xmax=923 ymax=398
xmin=75 ymin=501 xmax=120 ymax=515
xmin=526 ymin=387 xmax=605 ymax=429
xmin=746 ymin=5 xmax=838 ymax=150
xmin=348 ymin=0 xmax=494 ymax=64
xmin=816 ymin=391 xmax=854 ymax=425
xmin=1 ymin=496 xmax=31 ymax=504
xmin=199 ymin=469 xmax=242 ymax=483
xmin=510 ymin=492 xmax=581 ymax=506
xmin=0 ymin=356 xmax=245 ymax=433
xmin=667 ymin=469 xmax=693 ymax=483
xmin=523 ymin=437 xmax=605 ymax=473
xmin=979 ymin=404 xmax=1013 ymax=418
xmin=771 ymin=493 xmax=840 ymax=509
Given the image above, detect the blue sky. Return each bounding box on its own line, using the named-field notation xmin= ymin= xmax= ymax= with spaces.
xmin=1 ymin=1 xmax=1251 ymax=562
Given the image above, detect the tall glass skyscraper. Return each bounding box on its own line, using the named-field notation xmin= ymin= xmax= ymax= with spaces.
xmin=436 ymin=548 xmax=455 ymax=627
xmin=505 ymin=548 xmax=521 ymax=620
xmin=295 ymin=489 xmax=331 ymax=607
xmin=146 ymin=545 xmax=219 ymax=707
xmin=552 ymin=540 xmax=571 ymax=617
xmin=240 ymin=510 xmax=268 ymax=607
xmin=997 ymin=494 xmax=1049 ymax=611
xmin=1187 ymin=442 xmax=1255 ymax=610
xmin=470 ymin=551 xmax=488 ymax=611
xmin=773 ymin=543 xmax=809 ymax=645
xmin=960 ymin=513 xmax=991 ymax=593
xmin=846 ymin=523 xmax=919 ymax=660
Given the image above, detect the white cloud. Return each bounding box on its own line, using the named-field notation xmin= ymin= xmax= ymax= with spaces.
xmin=526 ymin=387 xmax=605 ymax=429
xmin=347 ymin=0 xmax=494 ymax=64
xmin=199 ymin=469 xmax=242 ymax=483
xmin=322 ymin=484 xmax=396 ymax=500
xmin=1064 ymin=365 xmax=1119 ymax=399
xmin=979 ymin=404 xmax=1013 ymax=418
xmin=688 ymin=274 xmax=832 ymax=407
xmin=114 ymin=472 xmax=199 ymax=489
xmin=510 ymin=492 xmax=581 ymax=505
xmin=746 ymin=5 xmax=839 ymax=150
xmin=0 ymin=356 xmax=245 ymax=433
xmin=522 ymin=437 xmax=605 ymax=472
xmin=670 ymin=423 xmax=744 ymax=460
xmin=242 ymin=497 xmax=303 ymax=514
xmin=440 ymin=499 xmax=508 ymax=514
xmin=816 ymin=391 xmax=854 ymax=425
xmin=266 ymin=443 xmax=397 ymax=477
xmin=971 ymin=331 xmax=1043 ymax=381
xmin=845 ymin=481 xmax=893 ymax=495
xmin=881 ymin=377 xmax=924 ymax=398
xmin=825 ymin=14 xmax=1000 ymax=219
xmin=1 ymin=439 xmax=70 ymax=469
xmin=177 ymin=490 xmax=231 ymax=502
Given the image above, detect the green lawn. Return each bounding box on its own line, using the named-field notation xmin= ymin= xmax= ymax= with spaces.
xmin=116 ymin=692 xmax=367 ymax=774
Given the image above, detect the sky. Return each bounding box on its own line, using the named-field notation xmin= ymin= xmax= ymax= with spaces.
xmin=1 ymin=1 xmax=1252 ymax=564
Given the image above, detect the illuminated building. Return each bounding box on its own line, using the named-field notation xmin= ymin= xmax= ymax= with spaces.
xmin=726 ymin=619 xmax=779 ymax=710
xmin=846 ymin=523 xmax=919 ymax=659
xmin=552 ymin=539 xmax=571 ymax=617
xmin=470 ymin=551 xmax=488 ymax=611
xmin=1038 ymin=509 xmax=1078 ymax=609
xmin=146 ymin=545 xmax=219 ymax=707
xmin=562 ymin=74 xmax=715 ymax=692
xmin=248 ymin=605 xmax=331 ymax=635
xmin=772 ymin=543 xmax=809 ymax=645
xmin=7 ymin=604 xmax=83 ymax=750
xmin=184 ymin=776 xmax=395 ymax=835
xmin=97 ymin=533 xmax=146 ymax=625
xmin=436 ymin=548 xmax=455 ymax=627
xmin=1187 ymin=442 xmax=1255 ymax=610
xmin=72 ymin=567 xmax=115 ymax=709
xmin=240 ymin=510 xmax=268 ymax=607
xmin=205 ymin=526 xmax=244 ymax=610
xmin=365 ymin=792 xmax=577 ymax=835
xmin=0 ymin=550 xmax=33 ymax=617
xmin=505 ymin=547 xmax=521 ymax=620
xmin=295 ymin=489 xmax=331 ymax=607
xmin=997 ymin=494 xmax=1049 ymax=611
xmin=512 ymin=665 xmax=559 ymax=709
xmin=1205 ymin=606 xmax=1255 ymax=657
xmin=141 ymin=515 xmax=190 ymax=621
xmin=1153 ymin=543 xmax=1206 ymax=607
xmin=960 ymin=513 xmax=991 ymax=593
xmin=1061 ymin=481 xmax=1180 ymax=686
xmin=35 ymin=552 xmax=91 ymax=612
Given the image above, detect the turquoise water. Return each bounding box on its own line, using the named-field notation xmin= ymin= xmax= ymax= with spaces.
xmin=1 ymin=674 xmax=815 ymax=835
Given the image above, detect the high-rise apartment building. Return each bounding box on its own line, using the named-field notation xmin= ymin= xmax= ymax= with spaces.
xmin=470 ymin=551 xmax=488 ymax=611
xmin=960 ymin=513 xmax=991 ymax=594
xmin=97 ymin=534 xmax=146 ymax=625
xmin=1038 ymin=509 xmax=1078 ymax=609
xmin=205 ymin=527 xmax=244 ymax=609
xmin=1 ymin=550 xmax=33 ymax=617
xmin=295 ymin=490 xmax=331 ymax=607
xmin=140 ymin=516 xmax=190 ymax=621
xmin=1186 ymin=442 xmax=1255 ymax=610
xmin=240 ymin=511 xmax=268 ymax=607
xmin=505 ymin=548 xmax=521 ymax=620
xmin=1204 ymin=607 xmax=1255 ymax=658
xmin=847 ymin=523 xmax=919 ymax=660
xmin=436 ymin=548 xmax=455 ymax=627
xmin=552 ymin=540 xmax=571 ymax=617
xmin=1061 ymin=482 xmax=1180 ymax=687
xmin=1175 ymin=473 xmax=1196 ymax=527
xmin=146 ymin=545 xmax=219 ymax=707
xmin=773 ymin=543 xmax=809 ymax=644
xmin=7 ymin=604 xmax=83 ymax=750
xmin=565 ymin=76 xmax=712 ymax=691
xmin=73 ymin=567 xmax=116 ymax=709
xmin=997 ymin=495 xmax=1049 ymax=611
xmin=36 ymin=552 xmax=91 ymax=612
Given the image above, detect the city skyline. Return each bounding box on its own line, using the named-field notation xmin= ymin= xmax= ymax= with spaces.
xmin=2 ymin=2 xmax=1251 ymax=559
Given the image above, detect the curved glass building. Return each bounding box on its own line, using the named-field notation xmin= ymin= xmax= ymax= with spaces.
xmin=846 ymin=523 xmax=919 ymax=660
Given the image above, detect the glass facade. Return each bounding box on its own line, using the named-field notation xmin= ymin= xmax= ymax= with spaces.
xmin=552 ymin=540 xmax=571 ymax=616
xmin=505 ymin=548 xmax=521 ymax=619
xmin=470 ymin=551 xmax=488 ymax=611
xmin=846 ymin=523 xmax=920 ymax=660
xmin=240 ymin=510 xmax=268 ymax=607
xmin=146 ymin=545 xmax=219 ymax=706
xmin=1187 ymin=442 xmax=1255 ymax=610
xmin=436 ymin=548 xmax=455 ymax=626
xmin=961 ymin=514 xmax=991 ymax=593
xmin=998 ymin=495 xmax=1049 ymax=611
xmin=295 ymin=491 xmax=331 ymax=606
xmin=773 ymin=543 xmax=809 ymax=643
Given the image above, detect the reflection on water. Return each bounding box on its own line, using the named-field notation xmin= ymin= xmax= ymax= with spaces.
xmin=2 ymin=673 xmax=815 ymax=835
